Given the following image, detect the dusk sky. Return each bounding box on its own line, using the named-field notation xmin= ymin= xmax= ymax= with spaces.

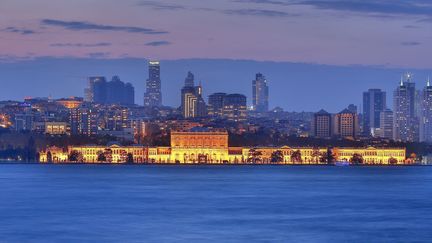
xmin=1 ymin=0 xmax=432 ymax=111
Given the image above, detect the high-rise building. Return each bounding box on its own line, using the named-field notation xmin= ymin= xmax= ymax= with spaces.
xmin=144 ymin=61 xmax=162 ymax=107
xmin=180 ymin=72 xmax=206 ymax=118
xmin=421 ymin=78 xmax=432 ymax=142
xmin=378 ymin=109 xmax=394 ymax=139
xmin=208 ymin=93 xmax=227 ymax=117
xmin=85 ymin=76 xmax=134 ymax=105
xmin=313 ymin=109 xmax=332 ymax=138
xmin=333 ymin=108 xmax=359 ymax=139
xmin=393 ymin=73 xmax=419 ymax=142
xmin=363 ymin=89 xmax=386 ymax=135
xmin=252 ymin=73 xmax=269 ymax=112
xmin=69 ymin=105 xmax=98 ymax=136
xmin=222 ymin=94 xmax=247 ymax=122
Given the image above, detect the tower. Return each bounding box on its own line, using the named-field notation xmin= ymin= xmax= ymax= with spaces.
xmin=252 ymin=73 xmax=269 ymax=112
xmin=393 ymin=73 xmax=419 ymax=142
xmin=421 ymin=77 xmax=432 ymax=142
xmin=144 ymin=61 xmax=162 ymax=107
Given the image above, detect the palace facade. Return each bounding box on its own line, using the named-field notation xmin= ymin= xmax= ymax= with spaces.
xmin=39 ymin=128 xmax=407 ymax=165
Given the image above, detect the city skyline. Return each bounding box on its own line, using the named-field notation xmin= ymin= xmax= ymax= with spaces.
xmin=3 ymin=58 xmax=431 ymax=113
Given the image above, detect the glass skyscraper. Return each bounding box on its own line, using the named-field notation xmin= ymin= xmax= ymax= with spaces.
xmin=363 ymin=89 xmax=386 ymax=135
xmin=393 ymin=73 xmax=419 ymax=142
xmin=252 ymin=73 xmax=269 ymax=112
xmin=144 ymin=61 xmax=162 ymax=107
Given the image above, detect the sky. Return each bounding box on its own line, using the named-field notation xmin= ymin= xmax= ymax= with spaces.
xmin=0 ymin=0 xmax=431 ymax=111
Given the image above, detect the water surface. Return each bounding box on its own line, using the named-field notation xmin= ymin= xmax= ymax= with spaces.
xmin=0 ymin=164 xmax=431 ymax=242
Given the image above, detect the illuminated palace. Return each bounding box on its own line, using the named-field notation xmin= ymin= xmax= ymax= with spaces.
xmin=39 ymin=128 xmax=407 ymax=165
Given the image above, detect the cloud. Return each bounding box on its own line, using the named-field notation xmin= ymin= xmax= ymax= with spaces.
xmin=233 ymin=0 xmax=432 ymax=17
xmin=137 ymin=1 xmax=186 ymax=10
xmin=404 ymin=25 xmax=419 ymax=28
xmin=223 ymin=9 xmax=297 ymax=17
xmin=3 ymin=27 xmax=37 ymax=35
xmin=50 ymin=42 xmax=112 ymax=47
xmin=401 ymin=41 xmax=421 ymax=46
xmin=41 ymin=19 xmax=168 ymax=34
xmin=87 ymin=52 xmax=111 ymax=58
xmin=145 ymin=41 xmax=171 ymax=46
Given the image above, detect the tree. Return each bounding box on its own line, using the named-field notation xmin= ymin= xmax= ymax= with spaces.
xmin=270 ymin=150 xmax=284 ymax=163
xmin=388 ymin=157 xmax=398 ymax=165
xmin=97 ymin=150 xmax=106 ymax=162
xmin=68 ymin=150 xmax=80 ymax=162
xmin=126 ymin=153 xmax=134 ymax=164
xmin=247 ymin=148 xmax=262 ymax=163
xmin=25 ymin=136 xmax=36 ymax=162
xmin=350 ymin=153 xmax=364 ymax=165
xmin=326 ymin=148 xmax=335 ymax=165
xmin=291 ymin=150 xmax=302 ymax=163
xmin=311 ymin=148 xmax=321 ymax=163
xmin=46 ymin=151 xmax=52 ymax=163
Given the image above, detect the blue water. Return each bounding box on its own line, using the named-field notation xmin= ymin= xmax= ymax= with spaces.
xmin=1 ymin=165 xmax=432 ymax=242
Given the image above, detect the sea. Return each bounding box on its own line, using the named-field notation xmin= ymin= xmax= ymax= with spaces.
xmin=0 ymin=164 xmax=431 ymax=242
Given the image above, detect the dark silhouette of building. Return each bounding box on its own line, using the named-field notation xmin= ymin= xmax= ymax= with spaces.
xmin=85 ymin=76 xmax=134 ymax=105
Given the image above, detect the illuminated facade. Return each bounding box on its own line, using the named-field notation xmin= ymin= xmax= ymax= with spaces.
xmin=170 ymin=128 xmax=229 ymax=163
xmin=56 ymin=97 xmax=84 ymax=109
xmin=39 ymin=129 xmax=407 ymax=165
xmin=40 ymin=144 xmax=406 ymax=165
xmin=333 ymin=147 xmax=405 ymax=164
xmin=45 ymin=122 xmax=68 ymax=135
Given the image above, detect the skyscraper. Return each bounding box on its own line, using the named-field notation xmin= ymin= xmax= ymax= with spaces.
xmin=180 ymin=72 xmax=206 ymax=118
xmin=363 ymin=89 xmax=386 ymax=135
xmin=421 ymin=78 xmax=432 ymax=142
xmin=252 ymin=73 xmax=269 ymax=112
xmin=144 ymin=61 xmax=162 ymax=107
xmin=393 ymin=73 xmax=419 ymax=142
